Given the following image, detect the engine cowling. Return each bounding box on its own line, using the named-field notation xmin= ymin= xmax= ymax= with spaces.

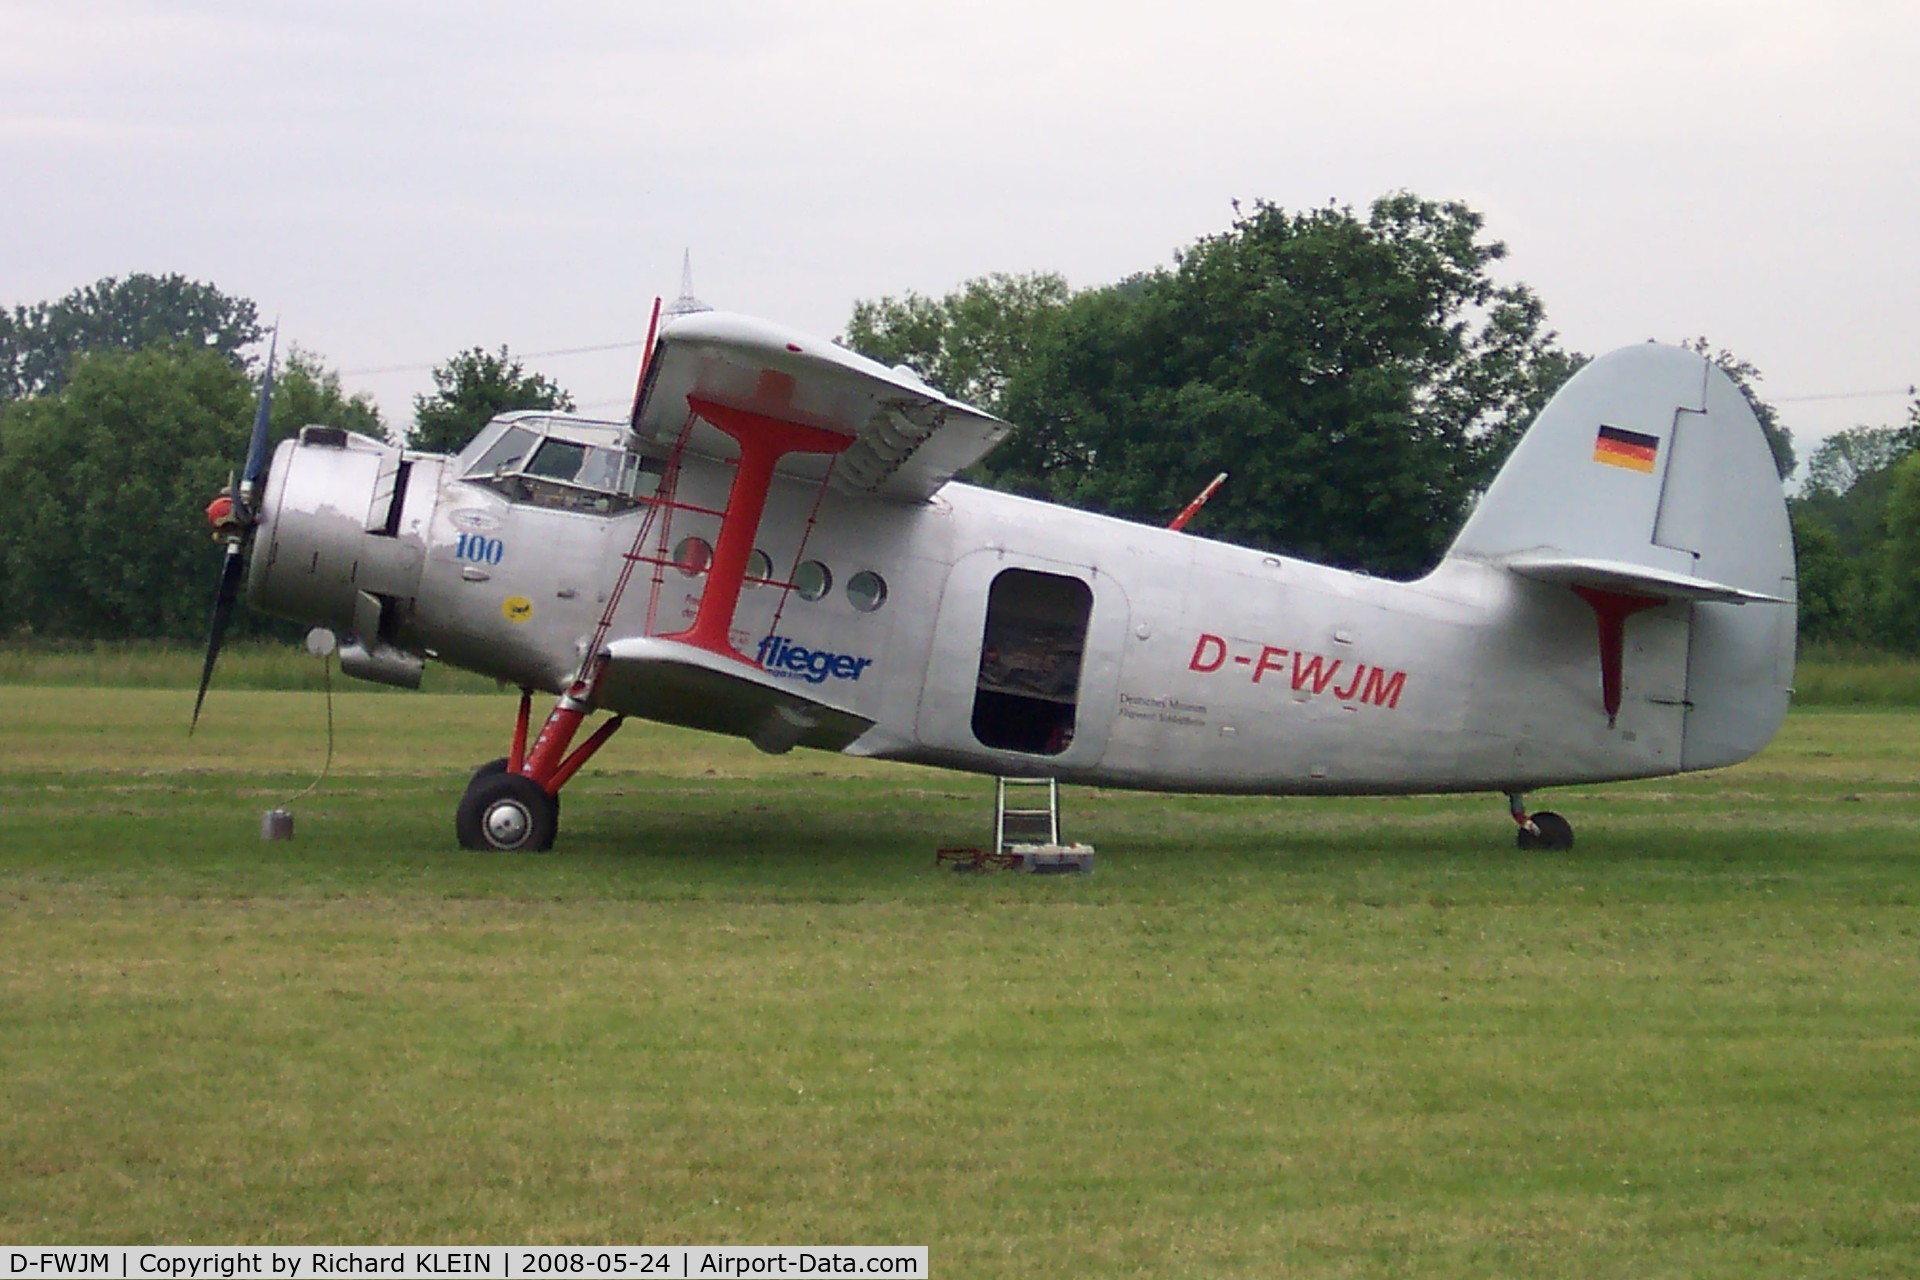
xmin=248 ymin=426 xmax=441 ymax=687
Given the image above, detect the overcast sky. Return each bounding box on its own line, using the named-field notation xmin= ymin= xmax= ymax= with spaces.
xmin=5 ymin=0 xmax=1914 ymax=468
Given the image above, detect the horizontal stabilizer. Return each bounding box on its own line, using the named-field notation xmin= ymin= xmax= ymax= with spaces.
xmin=1502 ymin=554 xmax=1789 ymax=604
xmin=596 ymin=637 xmax=874 ymax=754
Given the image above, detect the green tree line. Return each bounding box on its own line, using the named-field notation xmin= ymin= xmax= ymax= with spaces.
xmin=1791 ymin=413 xmax=1920 ymax=650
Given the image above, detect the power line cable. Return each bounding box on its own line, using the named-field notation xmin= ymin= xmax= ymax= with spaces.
xmin=341 ymin=338 xmax=650 ymax=378
xmin=1775 ymin=385 xmax=1916 ymax=405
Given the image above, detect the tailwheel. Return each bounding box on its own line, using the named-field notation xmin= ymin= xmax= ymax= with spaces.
xmin=457 ymin=772 xmax=559 ymax=852
xmin=1508 ymin=793 xmax=1575 ymax=851
xmin=1515 ymin=810 xmax=1575 ymax=851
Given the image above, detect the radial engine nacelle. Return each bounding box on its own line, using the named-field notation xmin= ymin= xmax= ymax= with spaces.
xmin=249 ymin=426 xmax=442 ymax=688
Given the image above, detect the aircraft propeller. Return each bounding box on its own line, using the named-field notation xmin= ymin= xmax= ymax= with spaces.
xmin=190 ymin=332 xmax=277 ymax=732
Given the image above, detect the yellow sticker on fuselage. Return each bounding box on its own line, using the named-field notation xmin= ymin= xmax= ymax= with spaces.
xmin=503 ymin=596 xmax=534 ymax=624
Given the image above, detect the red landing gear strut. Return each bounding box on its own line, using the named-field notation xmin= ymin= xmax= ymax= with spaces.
xmin=455 ymin=687 xmax=627 ymax=852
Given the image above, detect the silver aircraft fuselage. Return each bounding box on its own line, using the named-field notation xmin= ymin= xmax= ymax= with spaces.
xmin=248 ymin=397 xmax=1790 ymax=802
xmin=238 ymin=309 xmax=1794 ymax=857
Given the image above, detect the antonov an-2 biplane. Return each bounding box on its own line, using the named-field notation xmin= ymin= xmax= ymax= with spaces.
xmin=195 ymin=305 xmax=1795 ymax=852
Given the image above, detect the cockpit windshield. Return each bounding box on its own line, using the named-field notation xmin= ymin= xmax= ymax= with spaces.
xmin=456 ymin=413 xmax=661 ymax=514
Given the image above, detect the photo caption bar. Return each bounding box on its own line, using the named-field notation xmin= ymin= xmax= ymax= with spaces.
xmin=1 ymin=1247 xmax=928 ymax=1279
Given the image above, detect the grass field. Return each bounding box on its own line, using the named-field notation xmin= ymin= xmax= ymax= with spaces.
xmin=3 ymin=687 xmax=1918 ymax=1276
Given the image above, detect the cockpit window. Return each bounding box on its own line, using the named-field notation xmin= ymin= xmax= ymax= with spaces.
xmin=528 ymin=439 xmax=587 ymax=481
xmin=469 ymin=426 xmax=537 ymax=478
xmin=459 ymin=413 xmax=660 ymax=515
xmin=576 ymin=448 xmax=627 ymax=493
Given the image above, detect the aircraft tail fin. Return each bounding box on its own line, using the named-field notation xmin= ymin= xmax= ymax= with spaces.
xmin=1446 ymin=343 xmax=1796 ymax=768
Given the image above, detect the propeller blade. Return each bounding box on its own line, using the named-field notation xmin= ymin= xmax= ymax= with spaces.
xmin=190 ymin=541 xmax=248 ymax=734
xmin=196 ymin=326 xmax=278 ymax=733
xmin=234 ymin=329 xmax=278 ymax=514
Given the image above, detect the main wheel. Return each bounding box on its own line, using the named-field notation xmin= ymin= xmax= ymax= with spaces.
xmin=1516 ymin=810 xmax=1575 ymax=851
xmin=462 ymin=760 xmax=560 ymax=827
xmin=456 ymin=772 xmax=559 ymax=851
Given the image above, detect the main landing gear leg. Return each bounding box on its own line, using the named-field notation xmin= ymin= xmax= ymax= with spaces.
xmin=1507 ymin=792 xmax=1574 ymax=851
xmin=456 ymin=687 xmax=625 ymax=852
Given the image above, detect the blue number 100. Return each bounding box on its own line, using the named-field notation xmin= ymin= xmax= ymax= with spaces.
xmin=456 ymin=533 xmax=505 ymax=565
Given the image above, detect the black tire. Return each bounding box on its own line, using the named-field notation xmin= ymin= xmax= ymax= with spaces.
xmin=456 ymin=772 xmax=559 ymax=852
xmin=465 ymin=757 xmax=511 ymax=793
xmin=463 ymin=759 xmax=560 ymax=826
xmin=1516 ymin=810 xmax=1575 ymax=851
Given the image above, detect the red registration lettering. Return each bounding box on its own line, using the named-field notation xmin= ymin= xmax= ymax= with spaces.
xmin=1291 ymin=652 xmax=1341 ymax=695
xmin=1252 ymin=645 xmax=1290 ymax=683
xmin=1332 ymin=664 xmax=1367 ymax=701
xmin=1359 ymin=666 xmax=1407 ymax=709
xmin=1189 ymin=633 xmax=1227 ymax=673
xmin=1188 ymin=629 xmax=1407 ymax=710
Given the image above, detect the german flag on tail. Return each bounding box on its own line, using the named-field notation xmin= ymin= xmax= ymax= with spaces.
xmin=1593 ymin=424 xmax=1660 ymax=473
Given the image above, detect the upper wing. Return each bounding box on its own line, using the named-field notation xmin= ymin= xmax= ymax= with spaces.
xmin=632 ymin=311 xmax=1010 ymax=502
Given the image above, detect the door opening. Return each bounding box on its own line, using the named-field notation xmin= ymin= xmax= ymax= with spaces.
xmin=971 ymin=569 xmax=1094 ymax=756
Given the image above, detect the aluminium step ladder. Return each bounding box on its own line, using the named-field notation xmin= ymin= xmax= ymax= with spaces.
xmin=995 ymin=776 xmax=1060 ymax=854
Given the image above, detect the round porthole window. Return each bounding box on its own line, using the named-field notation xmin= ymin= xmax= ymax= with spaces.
xmin=672 ymin=536 xmax=712 ymax=577
xmin=847 ymin=570 xmax=888 ymax=613
xmin=793 ymin=560 xmax=832 ymax=602
xmin=746 ymin=548 xmax=773 ymax=586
